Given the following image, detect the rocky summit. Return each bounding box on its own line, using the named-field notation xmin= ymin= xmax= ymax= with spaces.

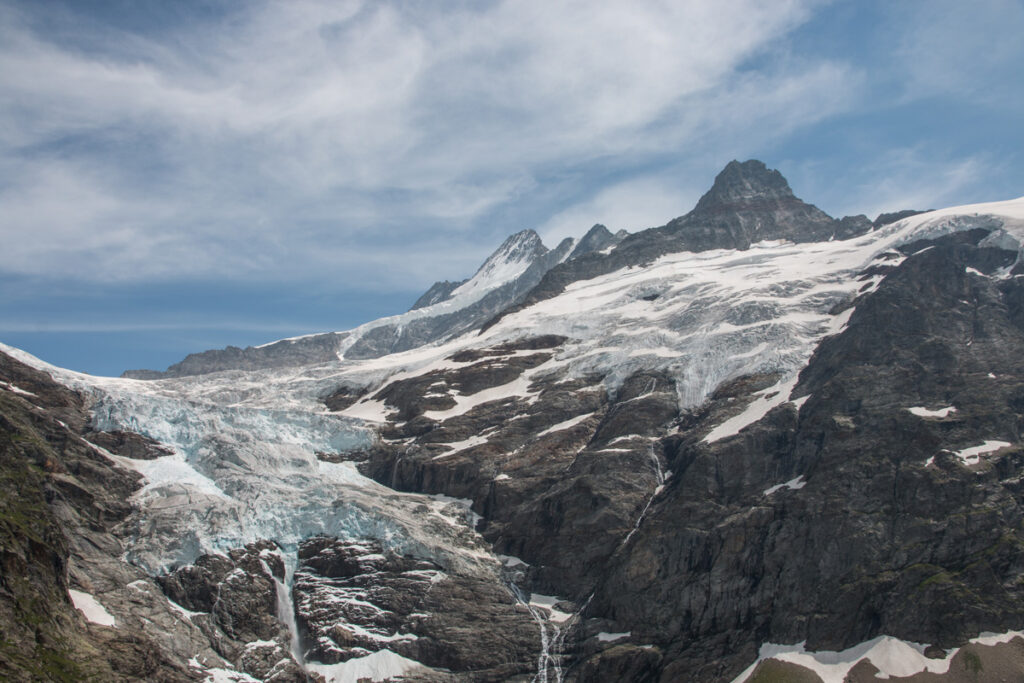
xmin=4 ymin=161 xmax=1024 ymax=682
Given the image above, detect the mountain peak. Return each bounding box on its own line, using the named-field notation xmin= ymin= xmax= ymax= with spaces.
xmin=664 ymin=159 xmax=837 ymax=247
xmin=568 ymin=223 xmax=624 ymax=261
xmin=440 ymin=229 xmax=549 ymax=306
xmin=691 ymin=159 xmax=794 ymax=214
xmin=476 ymin=229 xmax=547 ymax=274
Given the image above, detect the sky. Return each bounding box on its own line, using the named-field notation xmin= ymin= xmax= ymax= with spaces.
xmin=2 ymin=0 xmax=1022 ymax=376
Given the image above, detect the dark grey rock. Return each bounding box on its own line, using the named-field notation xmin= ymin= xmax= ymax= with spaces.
xmin=410 ymin=279 xmax=468 ymax=310
xmin=293 ymin=536 xmax=537 ymax=679
xmin=83 ymin=429 xmax=173 ymax=460
xmin=123 ymin=332 xmax=349 ymax=379
xmin=567 ymin=224 xmax=624 ymax=261
xmin=578 ymin=231 xmax=1024 ymax=680
xmin=874 ymin=209 xmax=928 ymax=228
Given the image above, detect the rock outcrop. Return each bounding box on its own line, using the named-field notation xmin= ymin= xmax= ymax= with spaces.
xmin=576 ymin=229 xmax=1024 ymax=680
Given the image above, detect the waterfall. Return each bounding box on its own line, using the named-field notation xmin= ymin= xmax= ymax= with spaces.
xmin=620 ymin=444 xmax=668 ymax=549
xmin=263 ymin=552 xmax=304 ymax=665
xmin=508 ymin=583 xmax=561 ymax=683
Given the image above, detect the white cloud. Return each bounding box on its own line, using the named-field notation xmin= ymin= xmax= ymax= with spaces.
xmin=537 ymin=177 xmax=696 ymax=245
xmin=0 ymin=0 xmax=850 ymax=288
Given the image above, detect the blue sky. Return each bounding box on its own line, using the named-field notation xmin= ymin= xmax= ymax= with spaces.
xmin=2 ymin=0 xmax=1022 ymax=376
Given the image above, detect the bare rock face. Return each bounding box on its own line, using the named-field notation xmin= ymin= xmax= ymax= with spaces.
xmin=669 ymin=159 xmax=839 ymax=247
xmin=293 ymin=536 xmax=538 ymax=680
xmin=122 ymin=332 xmax=349 ymax=379
xmin=352 ymin=336 xmax=680 ymax=600
xmin=576 ymin=230 xmax=1024 ymax=680
xmin=83 ymin=429 xmax=173 ymax=460
xmin=158 ymin=541 xmax=311 ymax=681
xmin=0 ymin=351 xmax=194 ymax=681
xmin=159 ymin=540 xmax=284 ymax=645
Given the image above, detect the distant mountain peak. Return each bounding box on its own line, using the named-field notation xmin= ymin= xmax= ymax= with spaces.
xmin=480 ymin=229 xmax=546 ymax=267
xmin=691 ymin=159 xmax=795 ymax=214
xmin=455 ymin=229 xmax=548 ymax=296
xmin=568 ymin=223 xmax=624 ymax=261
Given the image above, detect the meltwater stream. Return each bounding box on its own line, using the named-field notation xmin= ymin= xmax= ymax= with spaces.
xmin=264 ymin=550 xmax=304 ymax=665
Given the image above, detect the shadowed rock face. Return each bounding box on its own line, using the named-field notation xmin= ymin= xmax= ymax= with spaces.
xmin=668 ymin=159 xmax=838 ymax=247
xmin=293 ymin=536 xmax=537 ymax=678
xmin=350 ymin=335 xmax=681 ymax=600
xmin=578 ymin=231 xmax=1024 ymax=681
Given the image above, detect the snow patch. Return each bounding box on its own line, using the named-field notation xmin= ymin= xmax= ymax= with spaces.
xmin=733 ymin=628 xmax=1024 ymax=683
xmin=763 ymin=476 xmax=806 ymax=496
xmin=788 ymin=395 xmax=810 ymax=409
xmin=908 ymin=406 xmax=957 ymax=418
xmin=954 ymin=440 xmax=1012 ymax=465
xmin=536 ymin=413 xmax=593 ymax=437
xmin=422 ymin=372 xmax=541 ymax=421
xmin=704 ymin=375 xmax=799 ymax=444
xmin=111 ymin=452 xmax=228 ymax=501
xmin=971 ymin=630 xmax=1024 ymax=646
xmin=498 ymin=553 xmax=528 ymax=567
xmin=596 ymin=631 xmax=631 ymax=642
xmin=529 ymin=593 xmax=573 ymax=624
xmin=69 ymin=589 xmax=116 ymax=627
xmin=202 ymin=668 xmax=261 ymax=683
xmin=339 ymin=397 xmax=395 ymax=423
xmin=0 ymin=381 xmax=36 ymax=397
xmin=432 ymin=434 xmax=489 ymax=459
xmin=730 ymin=636 xmax=952 ymax=683
xmin=305 ymin=649 xmax=425 ymax=683
xmin=166 ymin=596 xmax=204 ymax=619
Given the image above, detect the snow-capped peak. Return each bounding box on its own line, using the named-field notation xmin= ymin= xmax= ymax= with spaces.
xmin=447 ymin=230 xmax=548 ymax=303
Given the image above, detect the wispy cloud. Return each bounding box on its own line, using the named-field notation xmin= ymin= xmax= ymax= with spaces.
xmin=2 ymin=0 xmax=1019 ymax=300
xmin=0 ymin=0 xmax=828 ymax=288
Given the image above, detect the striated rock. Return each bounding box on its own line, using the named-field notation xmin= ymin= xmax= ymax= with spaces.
xmin=293 ymin=536 xmax=537 ymax=679
xmin=83 ymin=429 xmax=174 ymax=460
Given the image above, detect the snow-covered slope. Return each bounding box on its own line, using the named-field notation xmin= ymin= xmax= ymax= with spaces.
xmin=339 ymin=195 xmax=1024 ymax=415
xmin=444 ymin=230 xmax=550 ymax=306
